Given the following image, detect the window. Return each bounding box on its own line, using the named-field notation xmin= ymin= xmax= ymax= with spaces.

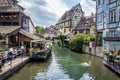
xmin=115 ymin=30 xmax=120 ymax=37
xmin=68 ymin=21 xmax=70 ymax=25
xmin=109 ymin=31 xmax=115 ymax=37
xmin=117 ymin=0 xmax=120 ymax=6
xmin=109 ymin=10 xmax=116 ymax=23
xmin=98 ymin=0 xmax=101 ymax=6
xmin=97 ymin=0 xmax=103 ymax=6
xmin=69 ymin=28 xmax=71 ymax=31
xmin=75 ymin=16 xmax=77 ymax=19
xmin=64 ymin=28 xmax=66 ymax=33
xmin=106 ymin=31 xmax=116 ymax=37
xmin=106 ymin=31 xmax=109 ymax=37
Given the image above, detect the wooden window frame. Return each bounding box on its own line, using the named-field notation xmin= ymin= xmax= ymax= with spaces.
xmin=109 ymin=9 xmax=116 ymax=23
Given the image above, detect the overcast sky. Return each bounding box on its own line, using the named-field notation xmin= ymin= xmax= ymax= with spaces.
xmin=18 ymin=0 xmax=96 ymax=27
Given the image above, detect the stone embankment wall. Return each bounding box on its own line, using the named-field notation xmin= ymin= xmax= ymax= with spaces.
xmin=84 ymin=46 xmax=103 ymax=58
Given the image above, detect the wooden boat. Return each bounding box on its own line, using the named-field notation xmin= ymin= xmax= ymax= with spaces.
xmin=29 ymin=40 xmax=52 ymax=61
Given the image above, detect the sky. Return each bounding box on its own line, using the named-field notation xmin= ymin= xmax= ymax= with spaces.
xmin=18 ymin=0 xmax=96 ymax=27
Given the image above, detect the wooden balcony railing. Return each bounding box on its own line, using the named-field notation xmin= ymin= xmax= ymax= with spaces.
xmin=0 ymin=18 xmax=19 ymax=22
xmin=103 ymin=37 xmax=120 ymax=41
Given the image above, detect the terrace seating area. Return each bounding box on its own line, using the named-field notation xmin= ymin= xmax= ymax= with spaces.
xmin=0 ymin=46 xmax=26 ymax=72
xmin=103 ymin=50 xmax=120 ymax=74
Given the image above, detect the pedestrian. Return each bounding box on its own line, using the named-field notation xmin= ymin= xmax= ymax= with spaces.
xmin=1 ymin=56 xmax=5 ymax=69
xmin=0 ymin=61 xmax=2 ymax=72
xmin=21 ymin=45 xmax=24 ymax=52
xmin=7 ymin=52 xmax=13 ymax=67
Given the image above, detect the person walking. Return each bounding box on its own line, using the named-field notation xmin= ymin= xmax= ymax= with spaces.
xmin=20 ymin=45 xmax=24 ymax=60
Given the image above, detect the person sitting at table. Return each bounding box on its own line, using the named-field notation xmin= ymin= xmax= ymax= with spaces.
xmin=9 ymin=48 xmax=13 ymax=53
xmin=12 ymin=48 xmax=18 ymax=59
xmin=109 ymin=51 xmax=114 ymax=62
xmin=1 ymin=56 xmax=5 ymax=69
xmin=118 ymin=50 xmax=120 ymax=55
xmin=116 ymin=50 xmax=120 ymax=60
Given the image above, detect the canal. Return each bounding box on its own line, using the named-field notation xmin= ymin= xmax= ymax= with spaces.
xmin=7 ymin=45 xmax=120 ymax=80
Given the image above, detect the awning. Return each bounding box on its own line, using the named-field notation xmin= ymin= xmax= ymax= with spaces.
xmin=31 ymin=39 xmax=44 ymax=43
xmin=19 ymin=29 xmax=42 ymax=40
xmin=0 ymin=26 xmax=20 ymax=34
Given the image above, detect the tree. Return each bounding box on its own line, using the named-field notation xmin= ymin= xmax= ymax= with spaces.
xmin=35 ymin=26 xmax=44 ymax=34
xmin=58 ymin=34 xmax=66 ymax=46
xmin=69 ymin=33 xmax=95 ymax=52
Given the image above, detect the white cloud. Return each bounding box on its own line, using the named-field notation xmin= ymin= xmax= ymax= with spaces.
xmin=80 ymin=0 xmax=96 ymax=16
xmin=18 ymin=0 xmax=95 ymax=26
xmin=45 ymin=0 xmax=69 ymax=18
xmin=18 ymin=0 xmax=69 ymax=26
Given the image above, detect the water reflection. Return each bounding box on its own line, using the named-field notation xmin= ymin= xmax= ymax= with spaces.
xmin=80 ymin=73 xmax=94 ymax=80
xmin=34 ymin=49 xmax=72 ymax=80
xmin=7 ymin=46 xmax=120 ymax=80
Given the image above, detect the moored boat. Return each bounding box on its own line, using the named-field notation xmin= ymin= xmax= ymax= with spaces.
xmin=29 ymin=40 xmax=52 ymax=61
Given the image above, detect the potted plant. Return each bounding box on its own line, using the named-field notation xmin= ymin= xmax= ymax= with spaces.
xmin=103 ymin=50 xmax=110 ymax=61
xmin=103 ymin=50 xmax=110 ymax=55
xmin=0 ymin=51 xmax=4 ymax=55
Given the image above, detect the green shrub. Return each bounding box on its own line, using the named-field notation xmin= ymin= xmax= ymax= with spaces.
xmin=58 ymin=34 xmax=66 ymax=46
xmin=69 ymin=33 xmax=94 ymax=52
xmin=0 ymin=40 xmax=5 ymax=43
xmin=0 ymin=51 xmax=4 ymax=55
xmin=113 ymin=54 xmax=118 ymax=58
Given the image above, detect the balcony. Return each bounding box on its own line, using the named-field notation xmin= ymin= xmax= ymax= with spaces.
xmin=103 ymin=37 xmax=120 ymax=41
xmin=0 ymin=18 xmax=19 ymax=22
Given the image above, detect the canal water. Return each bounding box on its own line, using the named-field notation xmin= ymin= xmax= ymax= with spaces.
xmin=7 ymin=45 xmax=120 ymax=80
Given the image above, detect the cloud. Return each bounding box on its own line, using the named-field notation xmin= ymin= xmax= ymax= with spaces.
xmin=18 ymin=0 xmax=68 ymax=26
xmin=18 ymin=0 xmax=95 ymax=26
xmin=80 ymin=0 xmax=96 ymax=16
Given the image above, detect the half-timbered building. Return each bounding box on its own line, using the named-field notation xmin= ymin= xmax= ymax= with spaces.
xmin=56 ymin=3 xmax=84 ymax=35
xmin=0 ymin=0 xmax=39 ymax=48
xmin=73 ymin=13 xmax=95 ymax=35
xmin=96 ymin=0 xmax=120 ymax=53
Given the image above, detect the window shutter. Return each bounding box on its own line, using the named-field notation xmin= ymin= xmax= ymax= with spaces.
xmin=116 ymin=7 xmax=119 ymax=22
xmin=119 ymin=6 xmax=120 ymax=21
xmin=117 ymin=30 xmax=120 ymax=37
xmin=106 ymin=31 xmax=109 ymax=37
xmin=106 ymin=12 xmax=109 ymax=24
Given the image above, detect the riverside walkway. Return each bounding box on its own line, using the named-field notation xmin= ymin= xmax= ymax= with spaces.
xmin=0 ymin=57 xmax=29 ymax=80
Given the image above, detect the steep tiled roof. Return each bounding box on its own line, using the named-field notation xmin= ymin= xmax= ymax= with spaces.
xmin=43 ymin=27 xmax=61 ymax=35
xmin=0 ymin=26 xmax=20 ymax=34
xmin=19 ymin=29 xmax=41 ymax=40
xmin=0 ymin=0 xmax=24 ymax=12
xmin=56 ymin=3 xmax=82 ymax=24
xmin=74 ymin=14 xmax=95 ymax=30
